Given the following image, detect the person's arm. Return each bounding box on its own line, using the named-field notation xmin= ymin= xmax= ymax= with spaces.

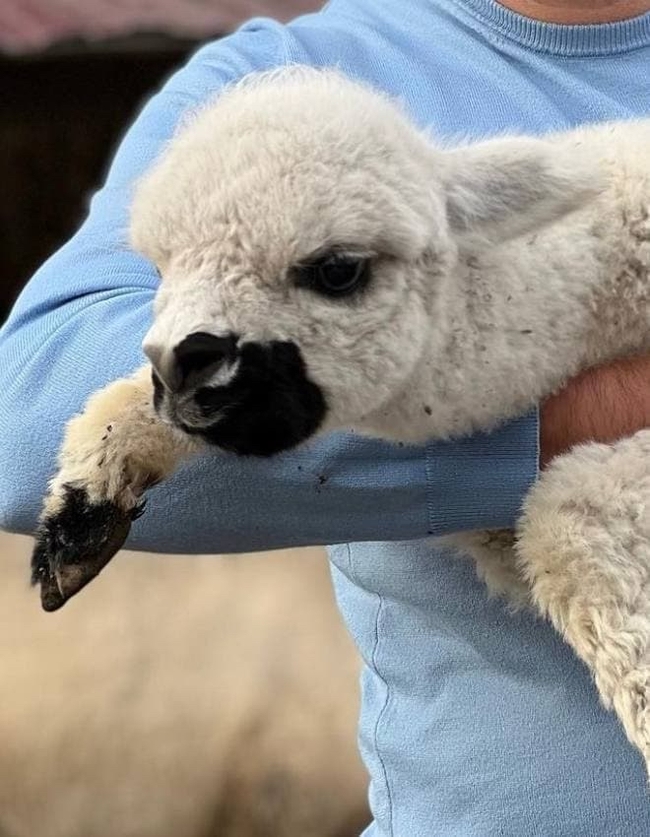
xmin=0 ymin=22 xmax=541 ymax=553
xmin=540 ymin=355 xmax=650 ymax=467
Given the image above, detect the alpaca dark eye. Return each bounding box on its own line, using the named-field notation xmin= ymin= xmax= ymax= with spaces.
xmin=295 ymin=254 xmax=370 ymax=298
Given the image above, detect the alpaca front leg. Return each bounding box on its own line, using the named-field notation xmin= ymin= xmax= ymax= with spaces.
xmin=33 ymin=364 xmax=200 ymax=611
xmin=516 ymin=432 xmax=650 ymax=776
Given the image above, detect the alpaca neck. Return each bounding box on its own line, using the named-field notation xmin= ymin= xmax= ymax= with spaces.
xmin=366 ymin=196 xmax=650 ymax=443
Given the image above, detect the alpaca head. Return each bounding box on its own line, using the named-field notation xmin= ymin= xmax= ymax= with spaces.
xmin=132 ymin=68 xmax=600 ymax=455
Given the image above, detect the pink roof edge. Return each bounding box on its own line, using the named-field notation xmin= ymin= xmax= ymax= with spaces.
xmin=0 ymin=0 xmax=322 ymax=54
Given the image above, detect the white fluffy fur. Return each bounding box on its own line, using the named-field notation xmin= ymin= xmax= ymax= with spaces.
xmin=45 ymin=68 xmax=650 ymax=776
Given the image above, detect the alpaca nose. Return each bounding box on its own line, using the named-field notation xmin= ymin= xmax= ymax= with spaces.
xmin=145 ymin=332 xmax=239 ymax=392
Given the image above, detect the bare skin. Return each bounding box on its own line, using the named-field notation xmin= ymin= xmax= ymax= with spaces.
xmin=500 ymin=0 xmax=650 ymax=24
xmin=541 ymin=356 xmax=650 ymax=466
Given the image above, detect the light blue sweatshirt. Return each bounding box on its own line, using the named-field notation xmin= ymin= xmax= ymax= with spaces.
xmin=1 ymin=1 xmax=650 ymax=834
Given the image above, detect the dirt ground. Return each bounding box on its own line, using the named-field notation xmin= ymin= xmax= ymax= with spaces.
xmin=0 ymin=532 xmax=368 ymax=837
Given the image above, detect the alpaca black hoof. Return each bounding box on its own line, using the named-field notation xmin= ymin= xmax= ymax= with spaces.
xmin=31 ymin=486 xmax=137 ymax=611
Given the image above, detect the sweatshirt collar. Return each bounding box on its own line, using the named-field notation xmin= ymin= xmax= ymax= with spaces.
xmin=447 ymin=0 xmax=650 ymax=55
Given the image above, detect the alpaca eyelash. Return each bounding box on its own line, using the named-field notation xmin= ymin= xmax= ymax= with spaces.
xmin=292 ymin=252 xmax=372 ymax=299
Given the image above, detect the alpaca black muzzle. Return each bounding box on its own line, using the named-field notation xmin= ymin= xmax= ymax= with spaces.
xmin=153 ymin=336 xmax=327 ymax=456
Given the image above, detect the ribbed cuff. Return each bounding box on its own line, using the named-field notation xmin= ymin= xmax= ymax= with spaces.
xmin=425 ymin=409 xmax=539 ymax=535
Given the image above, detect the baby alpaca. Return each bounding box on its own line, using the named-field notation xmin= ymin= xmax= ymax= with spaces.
xmin=32 ymin=69 xmax=650 ymax=775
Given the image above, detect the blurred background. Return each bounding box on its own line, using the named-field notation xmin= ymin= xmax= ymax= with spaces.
xmin=0 ymin=2 xmax=369 ymax=835
xmin=0 ymin=0 xmax=325 ymax=321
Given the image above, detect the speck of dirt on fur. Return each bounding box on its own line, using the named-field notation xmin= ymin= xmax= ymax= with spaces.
xmin=520 ymin=329 xmax=533 ymax=335
xmin=107 ymin=425 xmax=113 ymax=432
xmin=317 ymin=475 xmax=328 ymax=486
xmin=423 ymin=405 xmax=432 ymax=416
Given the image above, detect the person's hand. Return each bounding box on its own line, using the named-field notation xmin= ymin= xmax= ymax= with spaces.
xmin=540 ymin=355 xmax=650 ymax=467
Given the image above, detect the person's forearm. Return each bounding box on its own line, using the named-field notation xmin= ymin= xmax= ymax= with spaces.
xmin=540 ymin=355 xmax=650 ymax=467
xmin=0 ymin=273 xmax=540 ymax=551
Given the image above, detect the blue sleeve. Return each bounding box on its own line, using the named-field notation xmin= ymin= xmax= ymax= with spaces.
xmin=0 ymin=21 xmax=539 ymax=554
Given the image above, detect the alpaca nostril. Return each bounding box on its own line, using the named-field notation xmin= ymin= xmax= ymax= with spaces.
xmin=143 ymin=343 xmax=182 ymax=393
xmin=173 ymin=331 xmax=239 ymax=387
xmin=144 ymin=332 xmax=239 ymax=393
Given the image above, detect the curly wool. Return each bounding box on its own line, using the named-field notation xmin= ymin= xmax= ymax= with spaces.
xmin=42 ymin=68 xmax=650 ymax=774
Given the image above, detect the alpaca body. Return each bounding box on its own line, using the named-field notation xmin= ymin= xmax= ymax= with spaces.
xmin=30 ymin=70 xmax=650 ymax=780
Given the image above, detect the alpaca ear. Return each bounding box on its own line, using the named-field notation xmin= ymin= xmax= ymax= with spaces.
xmin=442 ymin=136 xmax=602 ymax=244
